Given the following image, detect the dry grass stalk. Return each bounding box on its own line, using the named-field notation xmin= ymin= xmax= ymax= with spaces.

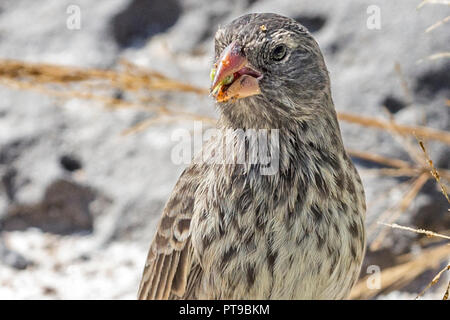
xmin=347 ymin=149 xmax=412 ymax=169
xmin=0 ymin=77 xmax=152 ymax=110
xmin=359 ymin=168 xmax=422 ymax=178
xmin=417 ymin=231 xmax=450 ymax=247
xmin=443 ymin=281 xmax=450 ymax=300
xmin=418 ymin=0 xmax=450 ymax=9
xmin=425 ymin=15 xmax=450 ymax=32
xmin=394 ymin=63 xmax=413 ymax=105
xmin=0 ymin=58 xmax=207 ymax=94
xmin=346 ymin=149 xmax=450 ymax=180
xmin=337 ymin=112 xmax=450 ymax=145
xmin=379 ymin=223 xmax=450 ymax=241
xmin=350 ymin=244 xmax=450 ymax=299
xmin=417 ymin=138 xmax=450 ymax=203
xmin=417 ymin=52 xmax=450 ymax=64
xmin=415 ymin=263 xmax=450 ymax=299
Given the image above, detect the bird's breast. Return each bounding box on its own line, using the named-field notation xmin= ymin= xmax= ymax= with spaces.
xmin=190 ymin=159 xmax=366 ymax=299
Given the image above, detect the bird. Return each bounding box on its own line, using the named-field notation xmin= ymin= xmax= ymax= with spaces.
xmin=138 ymin=13 xmax=366 ymax=300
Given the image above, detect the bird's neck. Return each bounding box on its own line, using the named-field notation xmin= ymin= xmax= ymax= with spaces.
xmin=217 ymin=90 xmax=345 ymax=163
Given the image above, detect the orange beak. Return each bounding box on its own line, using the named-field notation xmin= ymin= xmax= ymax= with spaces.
xmin=210 ymin=41 xmax=262 ymax=103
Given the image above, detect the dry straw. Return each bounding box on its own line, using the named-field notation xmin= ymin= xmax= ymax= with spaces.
xmin=350 ymin=245 xmax=450 ymax=299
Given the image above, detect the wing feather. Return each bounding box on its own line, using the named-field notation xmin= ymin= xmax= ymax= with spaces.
xmin=155 ymin=254 xmax=173 ymax=299
xmin=138 ymin=166 xmax=201 ymax=300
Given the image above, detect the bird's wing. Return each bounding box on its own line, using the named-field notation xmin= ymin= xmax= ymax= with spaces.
xmin=137 ymin=166 xmax=201 ymax=300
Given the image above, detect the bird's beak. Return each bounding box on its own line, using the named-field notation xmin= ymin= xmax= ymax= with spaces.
xmin=210 ymin=41 xmax=262 ymax=103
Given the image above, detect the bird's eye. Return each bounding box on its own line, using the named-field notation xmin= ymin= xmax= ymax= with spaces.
xmin=271 ymin=44 xmax=287 ymax=61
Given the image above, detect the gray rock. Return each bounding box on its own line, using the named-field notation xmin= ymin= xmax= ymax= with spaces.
xmin=0 ymin=240 xmax=33 ymax=270
xmin=1 ymin=179 xmax=97 ymax=235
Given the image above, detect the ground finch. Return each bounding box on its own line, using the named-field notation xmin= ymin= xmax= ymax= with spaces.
xmin=138 ymin=13 xmax=366 ymax=300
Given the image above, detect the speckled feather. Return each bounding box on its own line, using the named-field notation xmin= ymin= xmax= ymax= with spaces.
xmin=138 ymin=13 xmax=366 ymax=300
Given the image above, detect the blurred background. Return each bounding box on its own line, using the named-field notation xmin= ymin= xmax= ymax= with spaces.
xmin=0 ymin=0 xmax=448 ymax=299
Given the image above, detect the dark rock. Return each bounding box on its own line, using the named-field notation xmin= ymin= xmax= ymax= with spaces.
xmin=293 ymin=14 xmax=326 ymax=33
xmin=1 ymin=167 xmax=17 ymax=201
xmin=245 ymin=0 xmax=259 ymax=8
xmin=59 ymin=155 xmax=82 ymax=172
xmin=42 ymin=286 xmax=57 ymax=296
xmin=0 ymin=138 xmax=36 ymax=165
xmin=381 ymin=95 xmax=407 ymax=114
xmin=351 ymin=156 xmax=390 ymax=170
xmin=414 ymin=63 xmax=450 ymax=101
xmin=197 ymin=12 xmax=229 ymax=45
xmin=1 ymin=179 xmax=97 ymax=235
xmin=110 ymin=0 xmax=182 ymax=48
xmin=412 ymin=179 xmax=450 ymax=233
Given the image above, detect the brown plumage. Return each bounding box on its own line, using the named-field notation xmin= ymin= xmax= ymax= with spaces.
xmin=138 ymin=13 xmax=366 ymax=300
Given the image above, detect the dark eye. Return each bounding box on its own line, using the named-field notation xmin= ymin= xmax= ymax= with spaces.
xmin=271 ymin=44 xmax=287 ymax=61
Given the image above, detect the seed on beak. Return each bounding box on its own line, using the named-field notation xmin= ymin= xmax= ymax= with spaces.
xmin=211 ymin=73 xmax=235 ymax=96
xmin=210 ymin=68 xmax=216 ymax=81
xmin=223 ymin=74 xmax=234 ymax=85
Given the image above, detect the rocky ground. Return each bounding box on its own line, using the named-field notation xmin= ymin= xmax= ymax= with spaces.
xmin=0 ymin=0 xmax=449 ymax=299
